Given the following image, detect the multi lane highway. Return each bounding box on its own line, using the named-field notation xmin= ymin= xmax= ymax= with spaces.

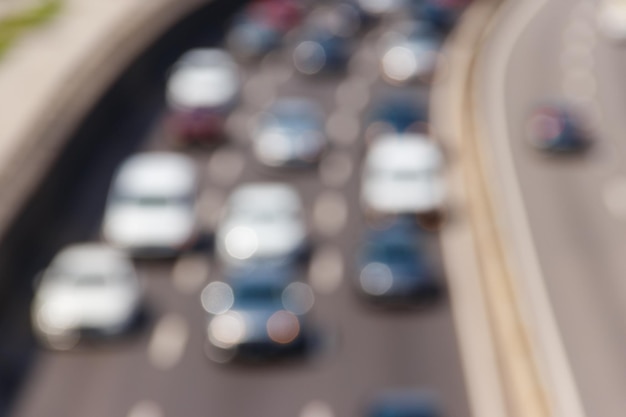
xmin=477 ymin=0 xmax=626 ymax=415
xmin=0 ymin=3 xmax=471 ymax=417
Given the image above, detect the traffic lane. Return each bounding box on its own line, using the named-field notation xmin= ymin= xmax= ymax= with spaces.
xmin=10 ymin=17 xmax=471 ymax=417
xmin=478 ymin=0 xmax=626 ymax=415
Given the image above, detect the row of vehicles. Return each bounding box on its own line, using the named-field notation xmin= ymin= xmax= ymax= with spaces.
xmin=30 ymin=0 xmax=469 ymax=415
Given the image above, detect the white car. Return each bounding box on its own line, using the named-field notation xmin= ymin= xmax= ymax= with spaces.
xmin=31 ymin=244 xmax=142 ymax=349
xmin=102 ymin=152 xmax=198 ymax=256
xmin=361 ymin=134 xmax=445 ymax=215
xmin=166 ymin=48 xmax=240 ymax=140
xmin=216 ymin=183 xmax=307 ymax=265
xmin=598 ymin=0 xmax=626 ymax=41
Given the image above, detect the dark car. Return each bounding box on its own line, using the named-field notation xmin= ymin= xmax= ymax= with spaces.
xmin=201 ymin=263 xmax=314 ymax=362
xmin=367 ymin=389 xmax=441 ymax=417
xmin=357 ymin=217 xmax=441 ymax=306
xmin=410 ymin=0 xmax=470 ymax=32
xmin=366 ymin=92 xmax=429 ymax=136
xmin=226 ymin=0 xmax=303 ymax=60
xmin=526 ymin=104 xmax=590 ymax=153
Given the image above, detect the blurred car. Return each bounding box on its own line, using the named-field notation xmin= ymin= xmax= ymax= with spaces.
xmin=103 ymin=152 xmax=199 ymax=256
xmin=367 ymin=389 xmax=440 ymax=417
xmin=378 ymin=21 xmax=442 ymax=85
xmin=361 ymin=134 xmax=445 ymax=215
xmin=166 ymin=48 xmax=240 ymax=142
xmin=216 ymin=183 xmax=307 ymax=266
xmin=292 ymin=17 xmax=353 ymax=75
xmin=356 ymin=0 xmax=406 ymax=17
xmin=366 ymin=92 xmax=428 ymax=137
xmin=252 ymin=98 xmax=326 ymax=167
xmin=410 ymin=0 xmax=470 ymax=32
xmin=598 ymin=0 xmax=626 ymax=41
xmin=526 ymin=104 xmax=590 ymax=153
xmin=358 ymin=217 xmax=440 ymax=305
xmin=226 ymin=0 xmax=303 ymax=60
xmin=31 ymin=244 xmax=142 ymax=350
xmin=201 ymin=266 xmax=314 ymax=362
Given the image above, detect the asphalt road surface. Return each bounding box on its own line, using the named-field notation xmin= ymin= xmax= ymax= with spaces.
xmin=478 ymin=0 xmax=626 ymax=415
xmin=3 ymin=3 xmax=471 ymax=417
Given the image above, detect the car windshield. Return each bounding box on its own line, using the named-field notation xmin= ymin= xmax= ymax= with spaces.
xmin=368 ymin=243 xmax=416 ymax=264
xmin=233 ymin=284 xmax=283 ymax=307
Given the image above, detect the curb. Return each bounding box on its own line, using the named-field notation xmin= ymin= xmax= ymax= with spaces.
xmin=0 ymin=0 xmax=213 ymax=239
xmin=431 ymin=1 xmax=550 ymax=416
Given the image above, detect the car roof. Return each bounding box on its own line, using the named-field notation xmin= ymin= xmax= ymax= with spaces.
xmin=167 ymin=48 xmax=239 ymax=109
xmin=228 ymin=182 xmax=302 ymax=211
xmin=113 ymin=152 xmax=196 ymax=197
xmin=366 ymin=134 xmax=443 ymax=170
xmin=50 ymin=243 xmax=131 ymax=275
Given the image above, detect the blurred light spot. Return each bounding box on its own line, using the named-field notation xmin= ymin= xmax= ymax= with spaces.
xmin=326 ymin=111 xmax=360 ymax=146
xmin=172 ymin=255 xmax=209 ymax=294
xmin=209 ymin=312 xmax=246 ymax=348
xmin=382 ymin=46 xmax=417 ymax=83
xmin=207 ymin=148 xmax=244 ymax=186
xmin=201 ymin=281 xmax=234 ymax=314
xmin=335 ymin=77 xmax=371 ymax=111
xmin=267 ymin=310 xmax=300 ymax=344
xmin=319 ymin=152 xmax=353 ymax=187
xmin=313 ymin=191 xmax=348 ymax=236
xmin=282 ymin=282 xmax=315 ymax=314
xmin=225 ymin=226 xmax=259 ymax=259
xmin=148 ymin=314 xmax=188 ymax=370
xmin=197 ymin=187 xmax=225 ymax=230
xmin=308 ymin=246 xmax=343 ymax=294
xmin=360 ymin=262 xmax=393 ymax=295
xmin=293 ymin=41 xmax=326 ymax=75
xmin=300 ymin=400 xmax=335 ymax=417
xmin=127 ymin=401 xmax=163 ymax=417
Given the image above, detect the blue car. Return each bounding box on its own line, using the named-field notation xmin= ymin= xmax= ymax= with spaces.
xmin=367 ymin=389 xmax=440 ymax=417
xmin=292 ymin=27 xmax=352 ymax=75
xmin=367 ymin=92 xmax=429 ymax=134
xmin=201 ymin=263 xmax=314 ymax=362
xmin=357 ymin=217 xmax=441 ymax=305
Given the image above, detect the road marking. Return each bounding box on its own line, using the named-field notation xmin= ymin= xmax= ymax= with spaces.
xmin=197 ymin=187 xmax=225 ymax=230
xmin=313 ymin=191 xmax=348 ymax=236
xmin=481 ymin=0 xmax=587 ymax=415
xmin=300 ymin=400 xmax=334 ymax=417
xmin=127 ymin=401 xmax=163 ymax=417
xmin=326 ymin=110 xmax=360 ymax=147
xmin=308 ymin=245 xmax=344 ymax=294
xmin=319 ymin=151 xmax=353 ymax=187
xmin=148 ymin=314 xmax=189 ymax=370
xmin=335 ymin=76 xmax=370 ymax=112
xmin=206 ymin=148 xmax=244 ymax=186
xmin=172 ymin=255 xmax=210 ymax=294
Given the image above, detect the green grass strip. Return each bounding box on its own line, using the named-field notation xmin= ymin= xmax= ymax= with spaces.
xmin=0 ymin=0 xmax=63 ymax=59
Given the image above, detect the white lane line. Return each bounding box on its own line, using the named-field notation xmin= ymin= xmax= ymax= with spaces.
xmin=197 ymin=187 xmax=225 ymax=231
xmin=172 ymin=255 xmax=210 ymax=294
xmin=243 ymin=74 xmax=276 ymax=108
xmin=481 ymin=0 xmax=586 ymax=415
xmin=308 ymin=245 xmax=344 ymax=294
xmin=319 ymin=151 xmax=353 ymax=188
xmin=313 ymin=191 xmax=348 ymax=236
xmin=335 ymin=76 xmax=371 ymax=112
xmin=326 ymin=110 xmax=360 ymax=147
xmin=206 ymin=148 xmax=245 ymax=186
xmin=300 ymin=400 xmax=334 ymax=417
xmin=127 ymin=401 xmax=163 ymax=417
xmin=148 ymin=314 xmax=189 ymax=371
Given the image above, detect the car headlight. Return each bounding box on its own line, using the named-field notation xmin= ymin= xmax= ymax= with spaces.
xmin=208 ymin=312 xmax=247 ymax=348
